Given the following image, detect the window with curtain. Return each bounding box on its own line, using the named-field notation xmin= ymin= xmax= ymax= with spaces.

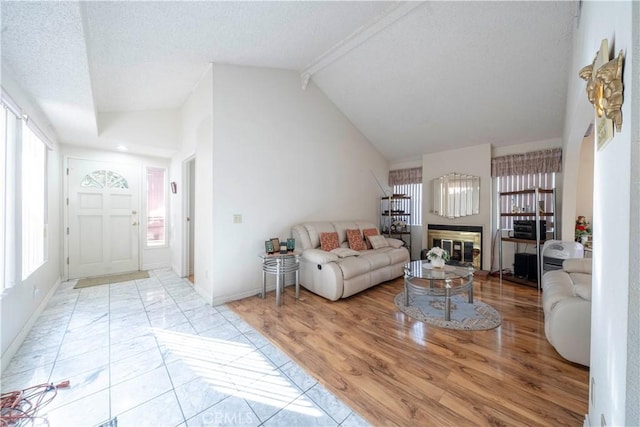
xmin=146 ymin=167 xmax=166 ymax=247
xmin=21 ymin=121 xmax=47 ymax=279
xmin=492 ymin=148 xmax=561 ymax=231
xmin=389 ymin=167 xmax=422 ymax=226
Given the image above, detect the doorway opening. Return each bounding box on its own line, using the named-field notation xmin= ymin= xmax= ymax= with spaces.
xmin=184 ymin=157 xmax=196 ymax=283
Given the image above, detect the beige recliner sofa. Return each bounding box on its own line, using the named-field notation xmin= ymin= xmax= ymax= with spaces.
xmin=541 ymin=258 xmax=592 ymax=366
xmin=291 ymin=221 xmax=410 ymax=301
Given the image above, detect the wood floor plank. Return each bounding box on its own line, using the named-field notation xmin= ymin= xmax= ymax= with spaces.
xmin=228 ymin=275 xmax=589 ymax=426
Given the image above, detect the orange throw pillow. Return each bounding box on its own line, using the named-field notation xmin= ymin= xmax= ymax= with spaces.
xmin=362 ymin=228 xmax=379 ymax=250
xmin=319 ymin=232 xmax=340 ymax=252
xmin=346 ymin=229 xmax=366 ymax=251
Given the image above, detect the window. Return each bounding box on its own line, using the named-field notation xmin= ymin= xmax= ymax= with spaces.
xmin=2 ymin=95 xmax=19 ymax=289
xmin=21 ymin=122 xmax=47 ymax=279
xmin=392 ymin=183 xmax=422 ymax=226
xmin=495 ymin=172 xmax=556 ymax=230
xmin=389 ymin=167 xmax=423 ymax=226
xmin=146 ymin=167 xmax=166 ymax=247
xmin=492 ymin=148 xmax=561 ymax=232
xmin=1 ymin=88 xmax=52 ymax=287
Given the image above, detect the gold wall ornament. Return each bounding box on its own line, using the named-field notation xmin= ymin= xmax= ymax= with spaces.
xmin=579 ymin=39 xmax=624 ymax=150
xmin=597 ymin=50 xmax=624 ymax=132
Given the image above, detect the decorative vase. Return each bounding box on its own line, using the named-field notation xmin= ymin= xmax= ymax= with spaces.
xmin=286 ymin=238 xmax=295 ymax=252
xmin=431 ymin=257 xmax=445 ymax=269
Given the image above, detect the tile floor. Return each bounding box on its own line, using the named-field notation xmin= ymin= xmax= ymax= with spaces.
xmin=1 ymin=269 xmax=369 ymax=427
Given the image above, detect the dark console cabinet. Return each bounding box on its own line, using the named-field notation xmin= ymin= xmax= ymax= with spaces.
xmin=514 ymin=253 xmax=538 ymax=281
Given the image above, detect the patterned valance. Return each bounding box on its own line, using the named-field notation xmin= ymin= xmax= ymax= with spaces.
xmin=389 ymin=167 xmax=422 ymax=185
xmin=491 ymin=148 xmax=562 ymax=177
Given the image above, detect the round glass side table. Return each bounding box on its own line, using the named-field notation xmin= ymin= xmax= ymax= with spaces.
xmin=259 ymin=252 xmax=300 ymax=306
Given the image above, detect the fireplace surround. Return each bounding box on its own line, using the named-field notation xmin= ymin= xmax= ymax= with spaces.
xmin=427 ymin=224 xmax=483 ymax=270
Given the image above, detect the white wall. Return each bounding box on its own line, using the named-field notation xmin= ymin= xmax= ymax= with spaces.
xmin=60 ymin=145 xmax=172 ymax=274
xmin=422 ymin=144 xmax=492 ymax=270
xmin=563 ymin=1 xmax=637 ymax=425
xmin=205 ymin=64 xmax=388 ymax=304
xmin=628 ymin=5 xmax=640 ymax=424
xmin=97 ymin=109 xmax=181 ymax=158
xmin=0 ymin=77 xmax=61 ymax=368
xmin=169 ymin=66 xmax=212 ymax=304
xmin=575 ymin=132 xmax=595 ymax=224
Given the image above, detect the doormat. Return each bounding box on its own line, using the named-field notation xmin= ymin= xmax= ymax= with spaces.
xmin=74 ymin=271 xmax=149 ymax=289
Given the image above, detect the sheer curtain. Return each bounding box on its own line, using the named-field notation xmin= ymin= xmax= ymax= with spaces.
xmin=21 ymin=123 xmax=46 ymax=279
xmin=146 ymin=167 xmax=167 ymax=246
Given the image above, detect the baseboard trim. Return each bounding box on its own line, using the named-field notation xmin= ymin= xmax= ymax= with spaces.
xmin=212 ymin=284 xmax=296 ymax=307
xmin=213 ymin=288 xmax=262 ymax=307
xmin=0 ymin=277 xmax=62 ymax=375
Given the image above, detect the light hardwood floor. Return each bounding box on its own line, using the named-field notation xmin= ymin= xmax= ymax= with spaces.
xmin=228 ymin=275 xmax=589 ymax=426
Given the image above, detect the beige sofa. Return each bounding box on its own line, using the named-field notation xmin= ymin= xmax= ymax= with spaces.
xmin=541 ymin=258 xmax=592 ymax=366
xmin=291 ymin=221 xmax=410 ymax=301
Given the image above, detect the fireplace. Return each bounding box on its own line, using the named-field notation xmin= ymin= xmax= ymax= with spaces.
xmin=427 ymin=224 xmax=483 ymax=270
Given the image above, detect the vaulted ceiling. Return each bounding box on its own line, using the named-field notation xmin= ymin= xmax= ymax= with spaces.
xmin=1 ymin=1 xmax=577 ymax=161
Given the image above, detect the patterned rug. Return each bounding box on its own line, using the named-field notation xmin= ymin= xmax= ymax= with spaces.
xmin=394 ymin=291 xmax=501 ymax=330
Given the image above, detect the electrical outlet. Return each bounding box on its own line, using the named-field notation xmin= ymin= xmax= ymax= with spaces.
xmin=233 ymin=214 xmax=242 ymax=224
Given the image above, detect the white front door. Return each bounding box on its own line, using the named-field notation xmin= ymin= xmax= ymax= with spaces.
xmin=68 ymin=158 xmax=140 ymax=279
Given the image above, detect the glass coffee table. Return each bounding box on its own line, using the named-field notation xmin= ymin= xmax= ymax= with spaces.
xmin=403 ymin=261 xmax=475 ymax=321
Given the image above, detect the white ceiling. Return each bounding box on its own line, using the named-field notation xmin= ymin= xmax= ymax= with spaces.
xmin=1 ymin=1 xmax=577 ymax=161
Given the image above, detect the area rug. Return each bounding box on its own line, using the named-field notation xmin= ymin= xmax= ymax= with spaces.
xmin=394 ymin=291 xmax=501 ymax=330
xmin=74 ymin=271 xmax=149 ymax=289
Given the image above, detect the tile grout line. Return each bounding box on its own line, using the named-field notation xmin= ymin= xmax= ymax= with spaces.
xmin=47 ymin=283 xmax=81 ymax=385
xmin=107 ymin=279 xmax=112 ymax=423
xmin=140 ymin=271 xmax=189 ymax=426
xmin=159 ymin=274 xmax=268 ymax=426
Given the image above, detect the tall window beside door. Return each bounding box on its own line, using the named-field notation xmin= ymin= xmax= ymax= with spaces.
xmin=146 ymin=167 xmax=166 ymax=247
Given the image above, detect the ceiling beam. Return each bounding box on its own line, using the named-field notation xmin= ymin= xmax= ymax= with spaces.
xmin=300 ymin=1 xmax=424 ymax=89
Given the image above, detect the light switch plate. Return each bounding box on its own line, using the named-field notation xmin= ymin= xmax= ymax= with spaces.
xmin=233 ymin=214 xmax=242 ymax=224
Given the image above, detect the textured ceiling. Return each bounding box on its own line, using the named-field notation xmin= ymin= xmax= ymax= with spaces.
xmin=313 ymin=1 xmax=577 ymax=160
xmin=1 ymin=1 xmax=576 ymax=160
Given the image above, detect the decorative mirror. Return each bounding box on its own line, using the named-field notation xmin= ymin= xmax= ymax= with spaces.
xmin=432 ymin=172 xmax=480 ymax=218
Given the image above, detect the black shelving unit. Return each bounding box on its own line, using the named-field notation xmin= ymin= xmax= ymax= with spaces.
xmin=498 ymin=188 xmax=556 ymax=290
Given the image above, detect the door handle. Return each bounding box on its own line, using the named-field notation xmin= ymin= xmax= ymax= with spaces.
xmin=132 ymin=221 xmax=138 ymax=226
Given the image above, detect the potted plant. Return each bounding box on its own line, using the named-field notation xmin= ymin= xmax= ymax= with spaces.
xmin=575 ymin=216 xmax=592 ymax=244
xmin=426 ymin=246 xmax=450 ymax=268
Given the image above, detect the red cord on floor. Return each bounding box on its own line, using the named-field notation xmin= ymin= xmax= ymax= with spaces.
xmin=0 ymin=380 xmax=70 ymax=426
